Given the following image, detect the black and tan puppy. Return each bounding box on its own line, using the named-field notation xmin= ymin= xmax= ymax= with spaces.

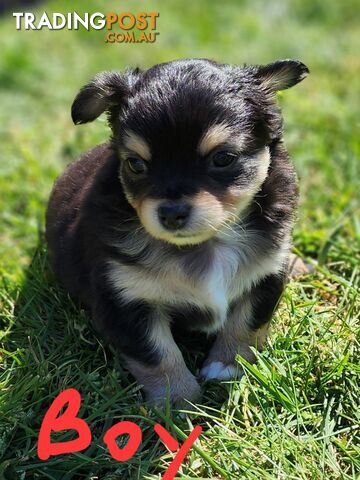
xmin=46 ymin=58 xmax=308 ymax=406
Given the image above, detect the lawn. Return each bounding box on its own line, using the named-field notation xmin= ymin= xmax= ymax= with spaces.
xmin=0 ymin=0 xmax=359 ymax=478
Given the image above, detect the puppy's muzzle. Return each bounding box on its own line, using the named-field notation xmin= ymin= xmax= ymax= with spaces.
xmin=158 ymin=201 xmax=192 ymax=231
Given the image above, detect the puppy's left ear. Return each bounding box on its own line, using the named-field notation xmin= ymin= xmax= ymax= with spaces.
xmin=255 ymin=59 xmax=309 ymax=92
xmin=71 ymin=72 xmax=129 ymax=125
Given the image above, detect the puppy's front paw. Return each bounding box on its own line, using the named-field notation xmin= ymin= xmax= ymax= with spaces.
xmin=200 ymin=361 xmax=243 ymax=382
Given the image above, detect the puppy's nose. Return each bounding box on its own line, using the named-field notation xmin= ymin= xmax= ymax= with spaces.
xmin=158 ymin=202 xmax=191 ymax=230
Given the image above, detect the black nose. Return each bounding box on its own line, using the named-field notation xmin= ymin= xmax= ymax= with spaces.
xmin=158 ymin=202 xmax=191 ymax=230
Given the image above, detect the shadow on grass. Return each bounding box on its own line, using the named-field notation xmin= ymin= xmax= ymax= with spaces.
xmin=1 ymin=239 xmax=229 ymax=479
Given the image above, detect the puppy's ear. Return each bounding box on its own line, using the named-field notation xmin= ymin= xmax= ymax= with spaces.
xmin=255 ymin=60 xmax=309 ymax=92
xmin=71 ymin=72 xmax=129 ymax=125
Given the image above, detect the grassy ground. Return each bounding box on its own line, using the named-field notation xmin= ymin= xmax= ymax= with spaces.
xmin=0 ymin=0 xmax=359 ymax=478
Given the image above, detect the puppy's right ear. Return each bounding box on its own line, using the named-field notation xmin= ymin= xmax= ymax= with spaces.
xmin=71 ymin=72 xmax=129 ymax=125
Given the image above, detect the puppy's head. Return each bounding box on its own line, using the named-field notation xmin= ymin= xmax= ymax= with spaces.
xmin=72 ymin=59 xmax=308 ymax=245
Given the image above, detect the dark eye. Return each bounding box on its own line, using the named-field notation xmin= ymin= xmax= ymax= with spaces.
xmin=210 ymin=151 xmax=237 ymax=168
xmin=127 ymin=157 xmax=147 ymax=174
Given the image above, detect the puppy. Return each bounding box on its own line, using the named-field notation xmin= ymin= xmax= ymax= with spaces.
xmin=46 ymin=58 xmax=309 ymax=406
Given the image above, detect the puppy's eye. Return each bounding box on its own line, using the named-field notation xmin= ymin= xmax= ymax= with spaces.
xmin=210 ymin=151 xmax=237 ymax=168
xmin=127 ymin=157 xmax=147 ymax=174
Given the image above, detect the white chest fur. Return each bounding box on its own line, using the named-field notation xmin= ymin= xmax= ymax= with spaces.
xmin=107 ymin=234 xmax=288 ymax=333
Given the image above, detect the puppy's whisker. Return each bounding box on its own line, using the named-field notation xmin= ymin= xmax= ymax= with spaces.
xmin=133 ymin=224 xmax=146 ymax=236
xmin=219 ymin=221 xmax=247 ymax=239
xmin=112 ymin=216 xmax=140 ymax=230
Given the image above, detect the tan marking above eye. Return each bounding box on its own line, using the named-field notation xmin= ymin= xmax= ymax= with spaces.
xmin=198 ymin=123 xmax=233 ymax=157
xmin=123 ymin=130 xmax=151 ymax=161
xmin=198 ymin=123 xmax=249 ymax=157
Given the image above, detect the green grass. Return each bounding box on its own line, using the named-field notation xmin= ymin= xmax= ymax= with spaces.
xmin=0 ymin=0 xmax=359 ymax=478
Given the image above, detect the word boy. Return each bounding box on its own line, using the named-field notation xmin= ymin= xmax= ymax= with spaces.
xmin=38 ymin=389 xmax=202 ymax=480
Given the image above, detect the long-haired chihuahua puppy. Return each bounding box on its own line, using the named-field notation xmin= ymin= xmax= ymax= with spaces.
xmin=46 ymin=58 xmax=309 ymax=406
